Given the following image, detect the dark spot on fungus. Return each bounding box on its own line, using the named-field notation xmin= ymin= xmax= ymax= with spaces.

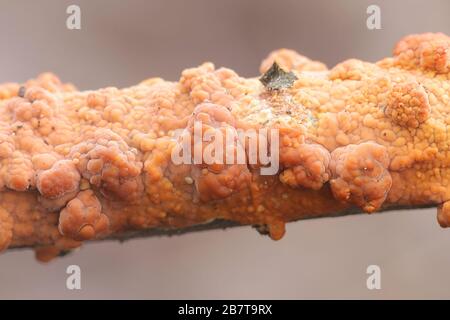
xmin=259 ymin=62 xmax=298 ymax=90
xmin=253 ymin=224 xmax=270 ymax=236
xmin=18 ymin=86 xmax=26 ymax=98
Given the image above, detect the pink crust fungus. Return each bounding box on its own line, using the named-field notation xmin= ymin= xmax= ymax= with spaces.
xmin=58 ymin=190 xmax=109 ymax=241
xmin=329 ymin=142 xmax=392 ymax=213
xmin=36 ymin=160 xmax=81 ymax=199
xmin=385 ymin=82 xmax=430 ymax=128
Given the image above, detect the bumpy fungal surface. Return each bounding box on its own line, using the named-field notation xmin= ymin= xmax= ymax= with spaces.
xmin=329 ymin=142 xmax=392 ymax=213
xmin=385 ymin=82 xmax=431 ymax=128
xmin=0 ymin=33 xmax=450 ymax=260
xmin=279 ymin=142 xmax=331 ymax=190
xmin=182 ymin=103 xmax=252 ymax=202
xmin=36 ymin=160 xmax=81 ymax=199
xmin=59 ymin=190 xmax=109 ymax=241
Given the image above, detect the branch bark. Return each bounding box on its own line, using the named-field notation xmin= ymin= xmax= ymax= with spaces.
xmin=1 ymin=32 xmax=449 ymax=262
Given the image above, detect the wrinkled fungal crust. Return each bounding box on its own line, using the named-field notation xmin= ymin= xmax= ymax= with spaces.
xmin=0 ymin=33 xmax=450 ymax=260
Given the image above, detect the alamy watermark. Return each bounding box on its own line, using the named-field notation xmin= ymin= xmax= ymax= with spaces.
xmin=366 ymin=264 xmax=381 ymax=290
xmin=366 ymin=5 xmax=381 ymax=30
xmin=66 ymin=5 xmax=81 ymax=30
xmin=66 ymin=264 xmax=81 ymax=290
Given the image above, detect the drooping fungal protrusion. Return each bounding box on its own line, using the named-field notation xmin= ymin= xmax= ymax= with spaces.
xmin=253 ymin=219 xmax=286 ymax=241
xmin=329 ymin=142 xmax=392 ymax=213
xmin=58 ymin=190 xmax=109 ymax=241
xmin=437 ymin=201 xmax=450 ymax=228
xmin=384 ymin=82 xmax=430 ymax=128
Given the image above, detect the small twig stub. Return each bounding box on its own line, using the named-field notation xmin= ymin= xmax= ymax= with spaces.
xmin=18 ymin=86 xmax=26 ymax=98
xmin=259 ymin=62 xmax=298 ymax=90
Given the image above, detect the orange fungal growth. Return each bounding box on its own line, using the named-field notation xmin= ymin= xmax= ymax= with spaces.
xmin=59 ymin=190 xmax=109 ymax=241
xmin=385 ymin=82 xmax=430 ymax=128
xmin=69 ymin=129 xmax=144 ymax=202
xmin=437 ymin=201 xmax=450 ymax=228
xmin=0 ymin=33 xmax=449 ymax=259
xmin=183 ymin=103 xmax=252 ymax=202
xmin=260 ymin=48 xmax=328 ymax=74
xmin=330 ymin=142 xmax=392 ymax=213
xmin=279 ymin=143 xmax=331 ymax=190
xmin=392 ymin=32 xmax=450 ymax=73
xmin=37 ymin=160 xmax=81 ymax=199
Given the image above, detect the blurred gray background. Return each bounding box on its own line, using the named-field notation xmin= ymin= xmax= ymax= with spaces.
xmin=0 ymin=0 xmax=450 ymax=299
